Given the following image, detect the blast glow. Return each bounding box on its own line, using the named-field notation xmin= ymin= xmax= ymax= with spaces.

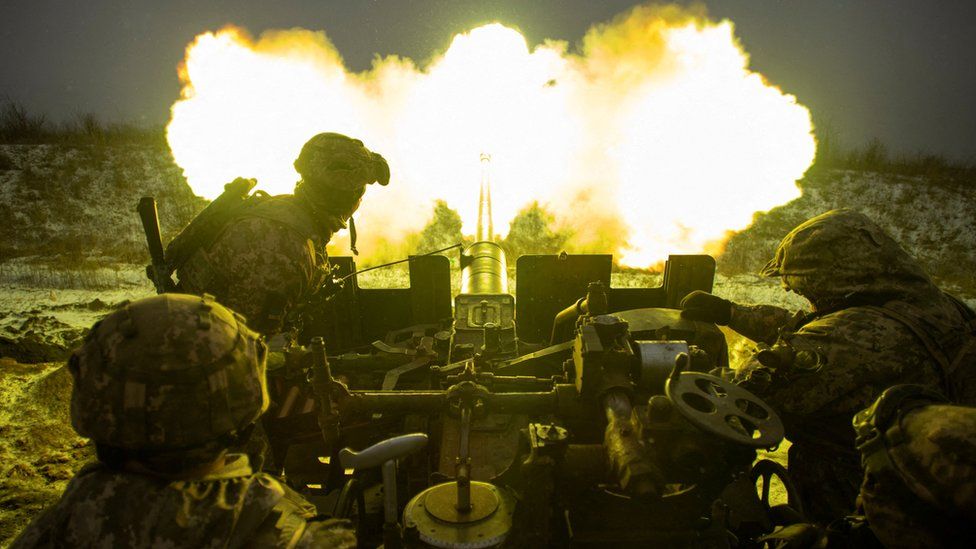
xmin=167 ymin=6 xmax=816 ymax=267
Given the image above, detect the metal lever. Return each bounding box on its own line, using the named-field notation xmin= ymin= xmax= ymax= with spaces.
xmin=339 ymin=433 xmax=429 ymax=549
xmin=338 ymin=433 xmax=429 ymax=470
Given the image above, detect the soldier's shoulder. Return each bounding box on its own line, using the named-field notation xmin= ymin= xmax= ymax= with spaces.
xmin=240 ymin=194 xmax=319 ymax=234
xmin=785 ymin=307 xmax=938 ymax=384
xmin=213 ymin=214 xmax=316 ymax=259
xmin=10 ymin=464 xmax=158 ymax=548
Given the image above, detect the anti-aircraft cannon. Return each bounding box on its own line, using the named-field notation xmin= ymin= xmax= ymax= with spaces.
xmin=138 ymin=155 xmax=802 ymax=546
xmin=256 ymin=243 xmax=802 ymax=548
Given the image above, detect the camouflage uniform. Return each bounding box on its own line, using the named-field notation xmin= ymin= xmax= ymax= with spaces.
xmin=11 ymin=294 xmax=355 ymax=548
xmin=726 ymin=210 xmax=975 ymax=523
xmin=176 ymin=133 xmax=389 ymax=336
xmin=757 ymin=386 xmax=976 ymax=549
xmin=177 ymin=196 xmax=336 ymax=336
xmin=852 ymin=386 xmax=976 ymax=548
xmin=11 ymin=456 xmax=355 ymax=548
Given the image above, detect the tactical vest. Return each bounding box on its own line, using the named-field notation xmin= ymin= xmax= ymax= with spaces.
xmin=172 ymin=187 xmax=331 ymax=295
xmin=165 ymin=178 xmax=259 ymax=275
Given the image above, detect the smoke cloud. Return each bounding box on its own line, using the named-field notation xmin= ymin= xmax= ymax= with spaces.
xmin=167 ymin=3 xmax=815 ymax=267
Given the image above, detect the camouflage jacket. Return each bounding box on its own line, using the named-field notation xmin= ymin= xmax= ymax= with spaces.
xmin=176 ymin=195 xmax=337 ymax=336
xmin=11 ymin=454 xmax=355 ymax=548
xmin=729 ymin=302 xmax=953 ymax=521
xmin=727 ymin=209 xmax=976 ymax=522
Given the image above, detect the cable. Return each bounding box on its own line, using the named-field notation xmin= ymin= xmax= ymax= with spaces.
xmin=336 ymin=242 xmax=464 ymax=283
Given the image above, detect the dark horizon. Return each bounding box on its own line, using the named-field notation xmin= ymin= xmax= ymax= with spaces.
xmin=2 ymin=0 xmax=975 ymax=160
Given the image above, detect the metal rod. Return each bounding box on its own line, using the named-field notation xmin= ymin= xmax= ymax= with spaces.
xmin=337 ymin=242 xmax=463 ymax=283
xmin=381 ymin=458 xmax=402 ymax=548
xmin=351 ymin=390 xmax=560 ymax=415
xmin=456 ymin=406 xmax=472 ymax=512
xmin=382 ymin=459 xmax=398 ymax=525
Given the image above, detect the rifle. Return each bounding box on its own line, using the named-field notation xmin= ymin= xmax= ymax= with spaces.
xmin=137 ymin=196 xmax=176 ymax=293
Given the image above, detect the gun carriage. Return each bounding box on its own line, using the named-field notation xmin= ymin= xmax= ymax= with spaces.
xmin=260 ymin=242 xmax=800 ymax=548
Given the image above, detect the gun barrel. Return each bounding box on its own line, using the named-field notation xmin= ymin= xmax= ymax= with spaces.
xmin=476 ymin=153 xmax=493 ymax=242
xmin=460 ymin=241 xmax=508 ymax=295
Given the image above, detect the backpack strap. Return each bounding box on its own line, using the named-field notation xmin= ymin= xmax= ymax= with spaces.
xmin=859 ymin=300 xmax=976 ymax=402
xmin=942 ymin=295 xmax=976 ymax=381
xmin=166 ymin=178 xmax=262 ymax=272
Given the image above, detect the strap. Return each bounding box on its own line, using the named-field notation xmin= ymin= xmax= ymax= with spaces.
xmin=943 ymin=291 xmax=976 ymax=321
xmin=860 ymin=304 xmax=958 ymax=400
xmin=166 ymin=183 xmax=265 ymax=272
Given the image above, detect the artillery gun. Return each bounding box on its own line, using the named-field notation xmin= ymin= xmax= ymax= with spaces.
xmin=250 ymin=156 xmax=800 ymax=546
xmin=257 ymin=239 xmax=801 ymax=547
xmin=137 ymin=156 xmax=800 ymax=546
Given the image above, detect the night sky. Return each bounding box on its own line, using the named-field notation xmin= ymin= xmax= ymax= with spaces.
xmin=2 ymin=0 xmax=974 ymax=159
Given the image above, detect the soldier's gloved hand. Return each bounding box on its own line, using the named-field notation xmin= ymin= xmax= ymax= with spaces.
xmin=679 ymin=291 xmax=733 ymax=325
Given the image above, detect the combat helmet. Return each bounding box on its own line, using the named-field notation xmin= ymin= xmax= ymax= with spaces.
xmin=854 ymin=385 xmax=976 ymax=547
xmin=294 ymin=132 xmax=389 ymax=192
xmin=760 ymin=209 xmax=933 ymax=308
xmin=293 ymin=132 xmax=390 ymax=246
xmin=69 ymin=293 xmax=269 ymax=455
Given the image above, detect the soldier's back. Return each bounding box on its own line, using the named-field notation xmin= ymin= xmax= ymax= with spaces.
xmin=11 ymin=456 xmax=354 ymax=548
xmin=177 ymin=195 xmax=330 ymax=335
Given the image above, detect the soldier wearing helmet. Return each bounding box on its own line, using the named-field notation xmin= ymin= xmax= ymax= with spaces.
xmin=756 ymin=386 xmax=976 ymax=548
xmin=679 ymin=209 xmax=976 ymax=523
xmin=852 ymin=385 xmax=976 ymax=548
xmin=10 ymin=294 xmax=354 ymax=548
xmin=175 ymin=132 xmax=389 ymax=336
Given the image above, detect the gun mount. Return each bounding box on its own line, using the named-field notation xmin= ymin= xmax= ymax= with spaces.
xmin=256 ymin=235 xmax=803 ymax=547
xmin=252 ymin=153 xmax=799 ymax=547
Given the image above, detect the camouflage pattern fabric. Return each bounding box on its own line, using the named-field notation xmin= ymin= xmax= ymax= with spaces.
xmin=70 ymin=293 xmax=268 ymax=452
xmin=728 ymin=209 xmax=975 ymax=523
xmin=729 ymin=303 xmax=802 ymax=345
xmin=857 ymin=404 xmax=976 ymax=549
xmin=174 ymin=133 xmax=389 ymax=336
xmin=177 ymin=196 xmax=333 ymax=336
xmin=10 ymin=455 xmax=356 ymax=549
xmin=293 ymin=132 xmax=389 ymax=191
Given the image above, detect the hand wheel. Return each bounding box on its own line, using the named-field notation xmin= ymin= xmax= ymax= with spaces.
xmin=750 ymin=458 xmax=806 ymax=524
xmin=665 ymin=370 xmax=784 ymax=448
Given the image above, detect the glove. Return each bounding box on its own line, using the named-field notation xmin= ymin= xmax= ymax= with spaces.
xmin=679 ymin=291 xmax=733 ymax=325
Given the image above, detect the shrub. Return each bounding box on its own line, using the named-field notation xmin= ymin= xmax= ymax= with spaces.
xmin=812 ymin=134 xmax=975 ymax=186
xmin=0 ymin=100 xmax=49 ymax=141
xmin=416 ymin=200 xmax=464 ymax=254
xmin=502 ymin=202 xmax=571 ymax=259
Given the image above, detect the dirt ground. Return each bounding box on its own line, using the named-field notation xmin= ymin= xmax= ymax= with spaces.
xmin=0 ymin=360 xmax=93 ymax=545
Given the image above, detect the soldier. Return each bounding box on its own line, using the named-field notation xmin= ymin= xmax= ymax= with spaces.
xmin=679 ymin=209 xmax=976 ymax=523
xmin=764 ymin=386 xmax=976 ymax=548
xmin=11 ymin=294 xmax=355 ymax=548
xmin=174 ymin=132 xmax=389 ymax=335
xmin=852 ymin=384 xmax=976 ymax=548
